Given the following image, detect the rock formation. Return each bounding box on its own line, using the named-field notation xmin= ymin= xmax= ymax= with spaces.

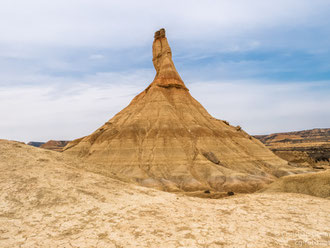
xmin=255 ymin=128 xmax=330 ymax=168
xmin=64 ymin=28 xmax=302 ymax=192
xmin=27 ymin=141 xmax=45 ymax=147
xmin=40 ymin=140 xmax=69 ymax=152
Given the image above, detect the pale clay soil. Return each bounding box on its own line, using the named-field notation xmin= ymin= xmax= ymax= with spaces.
xmin=0 ymin=140 xmax=329 ymax=248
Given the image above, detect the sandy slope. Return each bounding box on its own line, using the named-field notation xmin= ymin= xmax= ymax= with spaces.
xmin=261 ymin=170 xmax=330 ymax=198
xmin=0 ymin=139 xmax=329 ymax=248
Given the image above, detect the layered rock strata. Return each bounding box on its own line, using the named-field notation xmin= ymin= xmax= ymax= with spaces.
xmin=64 ymin=29 xmax=301 ymax=192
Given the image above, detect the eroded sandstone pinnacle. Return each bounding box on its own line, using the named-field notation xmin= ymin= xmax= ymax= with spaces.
xmin=152 ymin=28 xmax=171 ymax=72
xmin=152 ymin=28 xmax=183 ymax=85
xmin=63 ymin=28 xmax=293 ymax=193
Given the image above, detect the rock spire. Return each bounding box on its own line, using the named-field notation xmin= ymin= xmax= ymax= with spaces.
xmin=151 ymin=28 xmax=187 ymax=90
xmin=63 ymin=29 xmax=298 ymax=193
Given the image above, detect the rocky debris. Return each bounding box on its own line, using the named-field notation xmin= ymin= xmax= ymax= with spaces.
xmin=202 ymin=151 xmax=220 ymax=164
xmin=313 ymin=166 xmax=325 ymax=170
xmin=236 ymin=126 xmax=242 ymax=131
xmin=63 ymin=29 xmax=306 ymax=193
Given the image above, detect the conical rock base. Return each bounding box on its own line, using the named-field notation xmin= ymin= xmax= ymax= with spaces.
xmin=64 ymin=29 xmax=301 ymax=192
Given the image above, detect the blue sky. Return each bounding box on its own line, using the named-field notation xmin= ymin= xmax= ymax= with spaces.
xmin=0 ymin=0 xmax=330 ymax=142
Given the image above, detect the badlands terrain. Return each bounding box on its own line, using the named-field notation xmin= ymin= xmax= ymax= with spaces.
xmin=40 ymin=140 xmax=69 ymax=152
xmin=1 ymin=29 xmax=329 ymax=247
xmin=1 ymin=139 xmax=330 ymax=248
xmin=255 ymin=128 xmax=330 ymax=168
xmin=63 ymin=29 xmax=307 ymax=193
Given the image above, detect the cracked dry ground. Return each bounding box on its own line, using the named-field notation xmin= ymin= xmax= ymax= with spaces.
xmin=0 ymin=140 xmax=329 ymax=248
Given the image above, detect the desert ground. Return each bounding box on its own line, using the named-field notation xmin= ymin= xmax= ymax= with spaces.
xmin=1 ymin=29 xmax=329 ymax=248
xmin=1 ymin=139 xmax=329 ymax=248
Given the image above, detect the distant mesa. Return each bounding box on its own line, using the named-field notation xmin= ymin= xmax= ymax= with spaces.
xmin=41 ymin=140 xmax=69 ymax=152
xmin=63 ymin=28 xmax=307 ymax=193
xmin=254 ymin=128 xmax=330 ymax=168
xmin=28 ymin=140 xmax=69 ymax=151
xmin=27 ymin=141 xmax=45 ymax=147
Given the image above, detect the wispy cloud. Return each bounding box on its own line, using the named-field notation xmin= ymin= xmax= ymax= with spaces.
xmin=1 ymin=0 xmax=329 ymax=47
xmin=0 ymin=72 xmax=147 ymax=142
xmin=1 ymin=70 xmax=329 ymax=142
xmin=189 ymin=80 xmax=330 ymax=134
xmin=89 ymin=54 xmax=105 ymax=60
xmin=0 ymin=0 xmax=329 ymax=142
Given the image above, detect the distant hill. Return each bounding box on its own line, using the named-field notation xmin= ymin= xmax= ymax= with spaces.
xmin=27 ymin=141 xmax=45 ymax=147
xmin=27 ymin=140 xmax=69 ymax=151
xmin=254 ymin=128 xmax=330 ymax=167
xmin=40 ymin=140 xmax=69 ymax=152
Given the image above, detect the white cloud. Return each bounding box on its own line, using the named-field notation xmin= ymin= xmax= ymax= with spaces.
xmin=0 ymin=72 xmax=148 ymax=143
xmin=0 ymin=0 xmax=329 ymax=49
xmin=0 ymin=69 xmax=329 ymax=142
xmin=0 ymin=0 xmax=329 ymax=142
xmin=89 ymin=54 xmax=105 ymax=60
xmin=189 ymin=80 xmax=330 ymax=134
